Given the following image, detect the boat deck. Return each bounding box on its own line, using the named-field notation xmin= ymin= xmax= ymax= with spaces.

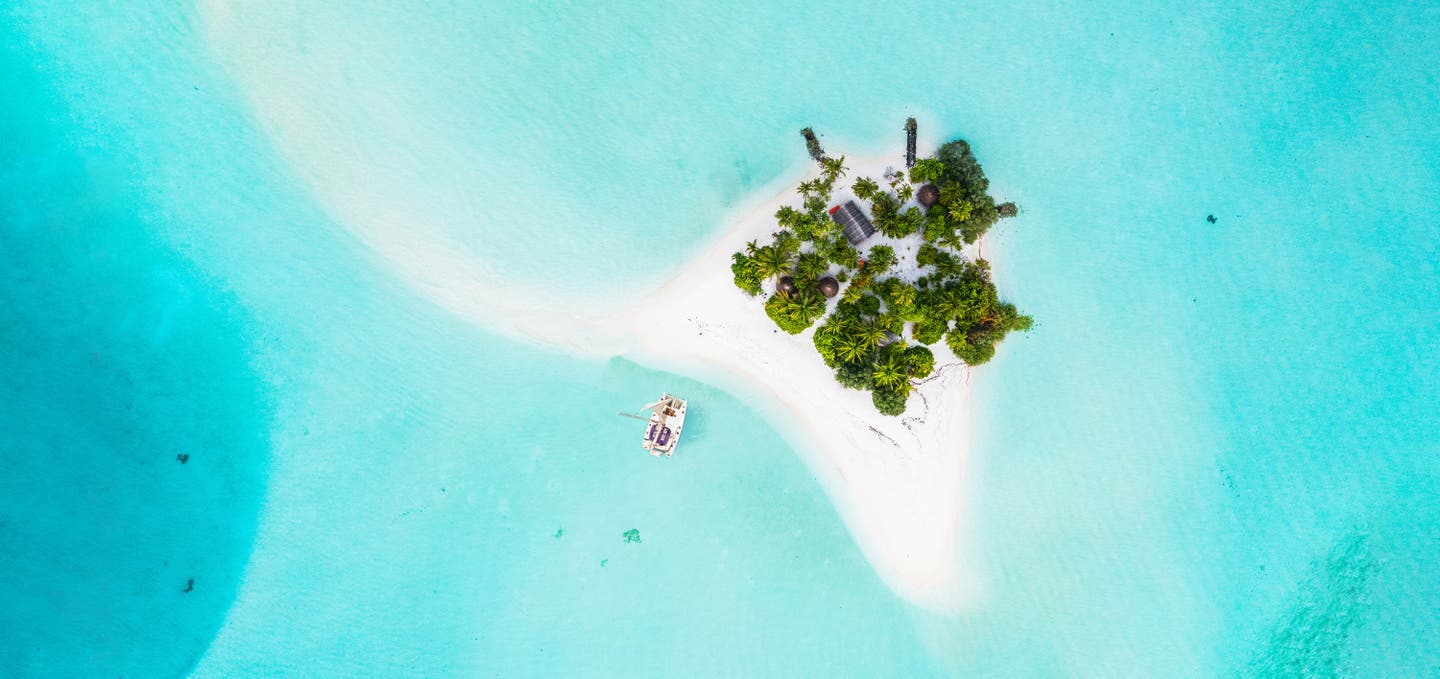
xmin=641 ymin=394 xmax=687 ymax=457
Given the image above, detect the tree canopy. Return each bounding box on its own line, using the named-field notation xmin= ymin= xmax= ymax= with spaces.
xmin=765 ymin=289 xmax=827 ymax=334
xmin=730 ymin=130 xmax=1030 ymax=414
xmin=909 ymin=158 xmax=945 ymax=185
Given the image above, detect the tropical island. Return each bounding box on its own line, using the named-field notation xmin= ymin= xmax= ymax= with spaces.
xmin=324 ymin=117 xmax=1027 ymax=608
xmin=729 ymin=124 xmax=1031 ymax=415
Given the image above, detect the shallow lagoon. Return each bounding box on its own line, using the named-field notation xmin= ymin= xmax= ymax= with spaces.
xmin=3 ymin=1 xmax=1438 ymax=676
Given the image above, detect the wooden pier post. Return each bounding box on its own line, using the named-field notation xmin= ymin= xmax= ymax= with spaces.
xmin=905 ymin=117 xmax=918 ymax=168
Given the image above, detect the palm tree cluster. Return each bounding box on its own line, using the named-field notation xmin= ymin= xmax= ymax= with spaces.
xmin=811 ymin=256 xmax=1024 ymax=415
xmin=856 ymin=181 xmax=925 ymax=239
xmin=731 ymin=156 xmax=851 ymax=299
xmin=730 ymin=235 xmax=798 ymax=296
xmin=729 ymin=132 xmax=1031 ymax=415
xmin=923 ymin=141 xmax=1003 ymax=246
xmin=765 ymin=288 xmax=827 ymax=334
xmin=814 ymin=310 xmax=937 ymax=415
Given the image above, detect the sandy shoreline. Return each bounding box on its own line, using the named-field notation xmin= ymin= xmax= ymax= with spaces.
xmin=320 ymin=148 xmax=983 ymax=610
xmin=595 ymin=149 xmax=982 ymax=610
xmin=206 ymin=38 xmax=981 ymax=605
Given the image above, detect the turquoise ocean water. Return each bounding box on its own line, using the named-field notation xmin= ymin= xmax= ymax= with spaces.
xmin=3 ymin=1 xmax=1437 ymax=676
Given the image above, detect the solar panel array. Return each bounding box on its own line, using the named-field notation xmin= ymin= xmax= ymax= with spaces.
xmin=832 ymin=200 xmax=876 ymax=245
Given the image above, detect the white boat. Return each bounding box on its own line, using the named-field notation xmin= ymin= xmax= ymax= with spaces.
xmin=640 ymin=393 xmax=687 ymax=457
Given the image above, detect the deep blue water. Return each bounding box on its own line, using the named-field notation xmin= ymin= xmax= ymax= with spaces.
xmin=2 ymin=4 xmax=941 ymax=676
xmin=4 ymin=1 xmax=1439 ymax=676
xmin=0 ymin=34 xmax=268 ymax=674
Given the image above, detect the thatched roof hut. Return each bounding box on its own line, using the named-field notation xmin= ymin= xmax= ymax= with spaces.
xmin=917 ymin=184 xmax=940 ymax=208
xmin=776 ymin=276 xmax=798 ymax=295
xmin=817 ymin=276 xmax=839 ymax=298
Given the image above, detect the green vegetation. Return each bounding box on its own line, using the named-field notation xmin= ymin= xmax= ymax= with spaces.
xmin=905 ymin=345 xmax=936 ymax=378
xmin=865 ymin=245 xmax=898 ymax=275
xmin=795 ymin=252 xmax=829 ymax=281
xmin=765 ymin=290 xmax=827 ymax=334
xmin=909 ymin=158 xmax=945 ymax=185
xmin=871 ymin=388 xmax=908 ymax=416
xmin=730 ymin=130 xmax=1032 ymax=415
xmin=925 ymin=140 xmax=1002 ymax=246
xmin=730 ymin=252 xmax=763 ymax=296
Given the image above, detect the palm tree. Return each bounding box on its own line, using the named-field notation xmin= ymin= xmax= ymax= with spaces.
xmin=803 ymin=196 xmax=830 ymax=218
xmin=887 ymin=283 xmax=917 ymax=310
xmin=939 ymin=229 xmax=970 ymax=251
xmin=897 ymin=184 xmax=915 ymax=203
xmin=810 ymin=216 xmax=839 ymax=242
xmin=773 ymin=229 xmax=800 ymax=257
xmin=858 ymin=322 xmax=888 ymax=350
xmin=909 ymin=158 xmax=945 ymax=185
xmin=945 ymin=327 xmax=973 ymax=356
xmin=796 ymin=252 xmax=828 ymax=281
xmin=948 ymin=286 xmax=980 ymax=321
xmin=852 ymin=177 xmax=879 ymax=201
xmin=821 ymin=155 xmax=848 ymax=183
xmin=752 ymin=245 xmax=793 ymax=280
xmin=774 ymin=206 xmax=803 ymax=230
xmin=933 ymin=254 xmax=967 ymax=279
xmin=835 ymin=332 xmax=871 ymax=364
xmin=872 ymin=356 xmax=910 ymax=393
xmin=874 ymin=312 xmax=901 ymax=335
xmin=947 ymin=199 xmax=973 ymax=223
xmin=926 ymin=286 xmax=962 ymax=320
xmin=920 ymin=213 xmax=947 ymax=242
xmin=788 ymin=291 xmax=825 ymax=323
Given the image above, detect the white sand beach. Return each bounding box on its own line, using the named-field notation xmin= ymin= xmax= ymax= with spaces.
xmin=253 ymin=133 xmax=983 ymax=609
xmin=198 ymin=25 xmax=983 ymax=606
xmin=405 ymin=151 xmax=984 ymax=610
xmin=593 ymin=152 xmax=984 ymax=610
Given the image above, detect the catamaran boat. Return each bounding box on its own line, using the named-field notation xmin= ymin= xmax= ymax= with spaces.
xmin=640 ymin=393 xmax=687 ymax=457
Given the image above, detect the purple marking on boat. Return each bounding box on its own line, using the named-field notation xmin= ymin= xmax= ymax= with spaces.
xmin=656 ymin=427 xmax=672 ymax=447
xmin=646 ymin=424 xmax=657 ymax=442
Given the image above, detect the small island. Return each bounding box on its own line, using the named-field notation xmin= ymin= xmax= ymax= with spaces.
xmin=337 ymin=117 xmax=1035 ymax=606
xmin=729 ymin=125 xmax=1031 ymax=415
